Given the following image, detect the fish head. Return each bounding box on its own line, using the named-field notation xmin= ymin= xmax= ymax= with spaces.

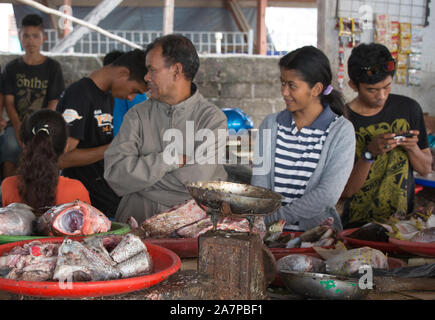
xmin=78 ymin=202 xmax=111 ymax=235
xmin=52 ymin=204 xmax=87 ymax=236
xmin=267 ymin=219 xmax=286 ymax=233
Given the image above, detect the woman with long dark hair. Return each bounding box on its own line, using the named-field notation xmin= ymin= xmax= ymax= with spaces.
xmin=1 ymin=109 xmax=90 ymax=214
xmin=251 ymin=46 xmax=355 ymax=232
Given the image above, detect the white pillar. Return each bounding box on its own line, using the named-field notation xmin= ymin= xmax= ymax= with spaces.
xmin=163 ymin=0 xmax=174 ymax=35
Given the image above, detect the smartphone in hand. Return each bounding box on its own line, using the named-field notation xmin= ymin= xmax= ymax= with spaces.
xmin=393 ymin=132 xmax=414 ymax=140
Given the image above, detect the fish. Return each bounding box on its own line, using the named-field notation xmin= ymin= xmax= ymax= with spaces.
xmin=141 ymin=199 xmax=207 ymax=238
xmin=389 ymin=220 xmax=421 ymax=240
xmin=53 ymin=238 xmax=121 ymax=282
xmin=82 ymin=236 xmax=117 ymax=266
xmin=117 ymin=250 xmax=153 ymax=278
xmin=263 ymin=220 xmax=286 ymax=243
xmin=426 ymin=215 xmax=435 ymax=229
xmin=277 ymin=254 xmax=326 ymax=273
xmin=410 ymin=227 xmax=435 ymax=243
xmin=0 ymin=203 xmax=35 ymax=236
xmin=36 ymin=200 xmax=111 ymax=236
xmin=314 ymin=243 xmax=388 ymax=276
xmin=110 ymin=233 xmax=148 ymax=263
xmin=348 ymin=222 xmax=391 ymax=242
xmin=286 ymin=225 xmax=336 ymax=248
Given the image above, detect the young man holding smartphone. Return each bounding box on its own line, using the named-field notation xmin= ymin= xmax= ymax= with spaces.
xmin=341 ymin=43 xmax=432 ymax=228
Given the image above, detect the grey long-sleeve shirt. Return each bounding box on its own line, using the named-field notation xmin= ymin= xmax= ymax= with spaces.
xmin=104 ymin=87 xmax=228 ymax=222
xmin=251 ymin=109 xmax=356 ymax=232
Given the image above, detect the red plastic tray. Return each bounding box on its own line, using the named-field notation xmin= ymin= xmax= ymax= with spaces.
xmin=145 ymin=237 xmax=198 ymax=258
xmin=269 ymin=232 xmax=335 ymax=261
xmin=338 ymin=228 xmax=406 ymax=255
xmin=0 ymin=238 xmax=181 ymax=298
xmin=389 ymin=237 xmax=435 ymax=258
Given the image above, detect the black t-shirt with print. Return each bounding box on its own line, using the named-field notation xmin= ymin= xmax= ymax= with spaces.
xmin=56 ymin=77 xmax=120 ymax=218
xmin=342 ymin=93 xmax=429 ymax=227
xmin=3 ymin=57 xmax=64 ymax=121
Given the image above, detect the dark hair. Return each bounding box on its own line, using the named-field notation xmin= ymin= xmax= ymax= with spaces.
xmin=348 ymin=43 xmax=396 ymax=87
xmin=146 ymin=34 xmax=200 ymax=81
xmin=279 ymin=46 xmax=346 ymax=116
xmin=21 ymin=14 xmax=43 ymax=29
xmin=17 ymin=109 xmax=68 ymax=214
xmin=110 ymin=49 xmax=147 ymax=83
xmin=103 ymin=50 xmax=124 ymax=66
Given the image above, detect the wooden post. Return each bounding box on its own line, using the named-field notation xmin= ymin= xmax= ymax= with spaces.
xmin=163 ymin=0 xmax=174 ymax=35
xmin=256 ymin=0 xmax=267 ymax=55
xmin=61 ymin=0 xmax=72 ymax=39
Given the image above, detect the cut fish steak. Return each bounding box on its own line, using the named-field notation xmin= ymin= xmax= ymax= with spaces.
xmin=176 ymin=216 xmax=266 ymax=238
xmin=37 ymin=200 xmax=111 ymax=236
xmin=141 ymin=200 xmax=206 ymax=238
xmin=0 ymin=203 xmax=35 ymax=236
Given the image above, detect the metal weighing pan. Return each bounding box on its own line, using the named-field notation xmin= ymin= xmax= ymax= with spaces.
xmin=186 ymin=181 xmax=284 ymax=217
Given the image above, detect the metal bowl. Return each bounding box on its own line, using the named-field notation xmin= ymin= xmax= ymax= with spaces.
xmin=186 ymin=181 xmax=284 ymax=217
xmin=279 ymin=270 xmax=369 ymax=300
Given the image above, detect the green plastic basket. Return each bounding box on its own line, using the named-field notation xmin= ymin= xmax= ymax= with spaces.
xmin=0 ymin=222 xmax=130 ymax=244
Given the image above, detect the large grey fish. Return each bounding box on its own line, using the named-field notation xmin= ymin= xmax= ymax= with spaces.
xmin=314 ymin=243 xmax=388 ymax=276
xmin=0 ymin=203 xmax=35 ymax=236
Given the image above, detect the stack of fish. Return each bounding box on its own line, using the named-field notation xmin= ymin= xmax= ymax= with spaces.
xmin=0 ymin=234 xmax=153 ymax=282
xmin=130 ymin=199 xmax=266 ymax=239
xmin=264 ymin=218 xmax=337 ymax=249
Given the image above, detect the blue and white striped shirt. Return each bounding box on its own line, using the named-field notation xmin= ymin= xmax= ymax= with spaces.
xmin=274 ymin=106 xmax=338 ymax=206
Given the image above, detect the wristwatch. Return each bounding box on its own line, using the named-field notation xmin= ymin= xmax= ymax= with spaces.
xmin=362 ymin=147 xmax=375 ymax=163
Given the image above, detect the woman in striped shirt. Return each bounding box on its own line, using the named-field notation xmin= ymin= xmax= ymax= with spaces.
xmin=251 ymin=46 xmax=355 ymax=232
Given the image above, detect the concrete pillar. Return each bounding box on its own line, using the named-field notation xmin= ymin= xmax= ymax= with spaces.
xmin=317 ymin=0 xmax=339 ymax=88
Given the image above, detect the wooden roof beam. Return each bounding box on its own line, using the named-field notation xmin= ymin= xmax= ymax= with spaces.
xmin=256 ymin=0 xmax=267 ymax=55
